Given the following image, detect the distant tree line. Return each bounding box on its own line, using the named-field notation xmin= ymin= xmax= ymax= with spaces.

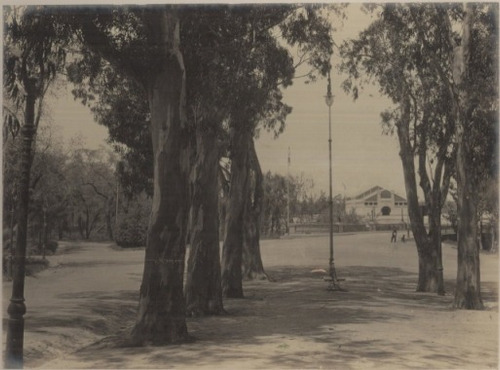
xmin=2 ymin=128 xmax=155 ymax=258
xmin=259 ymin=172 xmax=362 ymax=237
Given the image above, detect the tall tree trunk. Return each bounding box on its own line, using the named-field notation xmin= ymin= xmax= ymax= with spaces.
xmin=42 ymin=208 xmax=47 ymax=259
xmin=131 ymin=10 xmax=191 ymax=344
xmin=185 ymin=126 xmax=224 ymax=316
xmin=58 ymin=219 xmax=63 ymax=240
xmin=428 ymin=207 xmax=444 ymax=294
xmin=453 ymin=4 xmax=483 ymax=309
xmin=5 ymin=89 xmax=36 ymax=369
xmin=416 ymin=118 xmax=447 ymax=295
xmin=218 ymin=195 xmax=228 ymax=242
xmin=242 ymin=138 xmax=267 ymax=280
xmin=221 ymin=126 xmax=251 ymax=298
xmin=396 ymin=95 xmax=440 ymax=292
xmin=85 ymin=208 xmax=90 ymax=239
xmin=38 ymin=223 xmax=43 ymax=253
xmin=106 ymin=200 xmax=114 ymax=240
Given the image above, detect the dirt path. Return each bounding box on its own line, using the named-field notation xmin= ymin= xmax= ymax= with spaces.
xmin=3 ymin=234 xmax=498 ymax=369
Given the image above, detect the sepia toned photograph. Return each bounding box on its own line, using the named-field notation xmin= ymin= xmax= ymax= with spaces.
xmin=2 ymin=2 xmax=498 ymax=369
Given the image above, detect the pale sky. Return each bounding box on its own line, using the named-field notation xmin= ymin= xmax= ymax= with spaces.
xmin=255 ymin=4 xmax=406 ymax=198
xmin=47 ymin=4 xmax=406 ymax=199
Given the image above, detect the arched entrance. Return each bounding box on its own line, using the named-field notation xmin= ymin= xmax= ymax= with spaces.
xmin=381 ymin=206 xmax=391 ymax=216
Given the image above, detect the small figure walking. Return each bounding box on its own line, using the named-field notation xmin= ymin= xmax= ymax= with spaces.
xmin=391 ymin=228 xmax=397 ymax=243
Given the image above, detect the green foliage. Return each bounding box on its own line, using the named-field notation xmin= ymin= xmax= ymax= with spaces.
xmin=25 ymin=239 xmax=57 ymax=255
xmin=65 ymin=146 xmax=118 ymax=240
xmin=461 ymin=4 xmax=498 ymax=186
xmin=181 ymin=5 xmax=299 ymax=138
xmin=3 ymin=126 xmax=119 ymax=243
xmin=338 ymin=3 xmax=497 ymax=233
xmin=3 ymin=106 xmax=21 ymax=141
xmin=4 ymin=6 xmax=69 ymax=105
xmin=261 ymin=172 xmax=289 ymax=236
xmin=340 ymin=4 xmax=457 ymax=138
xmin=28 ymin=126 xmax=71 ymax=240
xmin=442 ymin=200 xmax=458 ymax=234
xmin=115 ymin=197 xmax=150 ymax=248
xmin=67 ymin=58 xmax=153 ymax=196
xmin=340 ymin=3 xmax=497 ymax=188
xmin=3 ymin=5 xmax=73 ymax=282
xmin=115 ymin=215 xmax=147 ymax=248
xmin=260 ymin=172 xmax=356 ymax=236
xmin=25 ymin=256 xmax=49 ymax=276
xmin=65 ymin=4 xmax=337 ymax=201
xmin=45 ymin=240 xmax=58 ymax=254
xmin=344 ymin=207 xmax=363 ymax=225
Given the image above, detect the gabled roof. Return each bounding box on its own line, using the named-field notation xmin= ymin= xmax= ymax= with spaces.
xmin=353 ymin=186 xmax=383 ymax=200
xmin=349 ymin=186 xmax=407 ymax=202
xmin=394 ymin=193 xmax=407 ymax=202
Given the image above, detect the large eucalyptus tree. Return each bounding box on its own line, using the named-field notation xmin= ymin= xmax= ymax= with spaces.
xmin=340 ymin=3 xmax=497 ymax=304
xmin=451 ymin=3 xmax=497 ymax=309
xmin=340 ymin=4 xmax=460 ymax=294
xmin=220 ymin=4 xmax=336 ymax=297
xmin=55 ymin=5 xmax=337 ymax=337
xmin=70 ymin=5 xmax=191 ymax=345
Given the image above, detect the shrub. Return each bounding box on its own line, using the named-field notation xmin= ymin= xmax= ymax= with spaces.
xmin=115 ymin=212 xmax=148 ymax=248
xmin=46 ymin=240 xmax=58 ymax=254
xmin=25 ymin=257 xmax=50 ymax=276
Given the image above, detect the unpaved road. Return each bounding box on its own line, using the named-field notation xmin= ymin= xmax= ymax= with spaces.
xmin=2 ymin=232 xmax=498 ymax=369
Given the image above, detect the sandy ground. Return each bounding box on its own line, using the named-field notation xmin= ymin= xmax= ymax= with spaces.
xmin=2 ymin=232 xmax=499 ymax=369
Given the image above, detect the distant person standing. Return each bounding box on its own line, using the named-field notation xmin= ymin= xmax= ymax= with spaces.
xmin=391 ymin=228 xmax=397 ymax=243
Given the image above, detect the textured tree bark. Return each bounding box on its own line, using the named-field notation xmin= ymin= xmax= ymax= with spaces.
xmin=396 ymin=96 xmax=440 ymax=293
xmin=415 ymin=242 xmax=439 ymax=292
xmin=416 ymin=112 xmax=447 ymax=295
xmin=221 ymin=126 xmax=251 ymax=298
xmin=242 ymin=138 xmax=267 ymax=281
xmin=453 ymin=4 xmax=483 ymax=309
xmin=454 ymin=178 xmax=482 ymax=308
xmin=427 ymin=207 xmax=444 ymax=294
xmin=185 ymin=125 xmax=224 ymax=316
xmin=130 ymin=10 xmax=191 ymax=345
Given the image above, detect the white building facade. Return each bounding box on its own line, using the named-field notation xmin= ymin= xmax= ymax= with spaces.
xmin=345 ymin=186 xmax=408 ymax=223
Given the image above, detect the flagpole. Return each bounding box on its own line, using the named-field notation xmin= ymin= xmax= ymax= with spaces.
xmin=287 ymin=146 xmax=290 ymax=234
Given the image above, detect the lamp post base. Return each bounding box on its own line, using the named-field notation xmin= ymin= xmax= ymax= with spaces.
xmin=326 ymin=280 xmax=347 ymax=292
xmin=323 ymin=271 xmax=347 ymax=292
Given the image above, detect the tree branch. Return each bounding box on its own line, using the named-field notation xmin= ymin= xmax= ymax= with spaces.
xmin=78 ymin=15 xmax=147 ymax=88
xmin=83 ymin=181 xmax=109 ymax=200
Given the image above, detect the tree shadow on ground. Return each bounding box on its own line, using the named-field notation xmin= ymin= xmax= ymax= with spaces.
xmin=55 ymin=242 xmax=112 ymax=255
xmin=26 ymin=290 xmax=138 ymax=335
xmin=16 ymin=289 xmax=139 ymax=367
xmin=37 ymin=265 xmax=497 ymax=369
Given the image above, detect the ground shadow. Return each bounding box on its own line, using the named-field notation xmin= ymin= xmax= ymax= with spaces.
xmin=38 ymin=265 xmax=496 ymax=369
xmin=26 ymin=290 xmax=138 ymax=335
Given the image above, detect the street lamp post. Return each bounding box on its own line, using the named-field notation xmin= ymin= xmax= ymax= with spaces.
xmin=6 ymin=117 xmax=36 ymax=368
xmin=324 ymin=69 xmax=343 ymax=291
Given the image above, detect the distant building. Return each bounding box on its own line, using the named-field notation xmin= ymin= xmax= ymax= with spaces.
xmin=345 ymin=186 xmax=408 ymax=223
